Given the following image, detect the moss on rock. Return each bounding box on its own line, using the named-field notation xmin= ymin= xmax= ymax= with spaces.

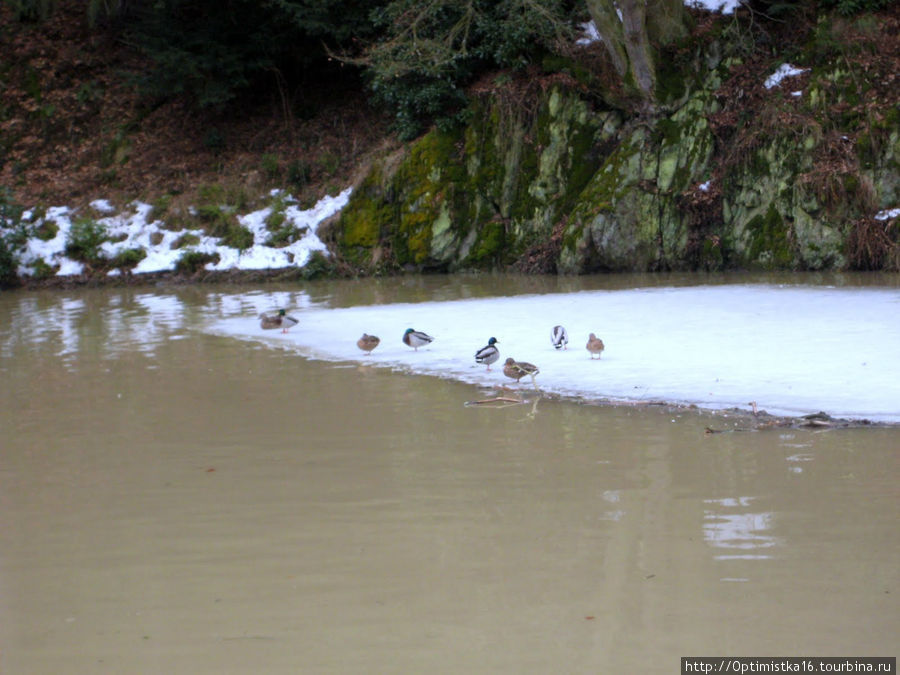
xmin=334 ymin=24 xmax=898 ymax=276
xmin=744 ymin=203 xmax=794 ymax=269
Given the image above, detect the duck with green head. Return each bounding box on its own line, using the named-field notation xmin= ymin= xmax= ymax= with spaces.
xmin=475 ymin=337 xmax=500 ymax=371
xmin=260 ymin=309 xmax=299 ymax=333
xmin=403 ymin=328 xmax=434 ymax=351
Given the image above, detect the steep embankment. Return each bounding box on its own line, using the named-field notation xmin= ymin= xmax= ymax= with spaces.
xmin=0 ymin=0 xmax=394 ymax=287
xmin=0 ymin=2 xmax=390 ymax=210
xmin=332 ymin=6 xmax=900 ymax=274
xmin=1 ymin=3 xmax=898 ymax=287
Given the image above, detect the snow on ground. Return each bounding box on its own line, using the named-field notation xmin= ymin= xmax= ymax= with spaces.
xmin=576 ymin=20 xmax=602 ymax=46
xmin=764 ymin=64 xmax=809 ymax=89
xmin=210 ymin=284 xmax=900 ymax=423
xmin=686 ymin=0 xmax=744 ymax=13
xmin=14 ymin=188 xmax=351 ymax=277
xmin=577 ymin=0 xmax=743 ymax=46
xmin=577 ymin=12 xmax=810 ymax=95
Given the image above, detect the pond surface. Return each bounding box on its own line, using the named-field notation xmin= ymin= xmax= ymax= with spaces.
xmin=1 ymin=274 xmax=897 ymax=673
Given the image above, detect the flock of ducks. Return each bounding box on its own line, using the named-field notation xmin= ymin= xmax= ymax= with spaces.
xmin=260 ymin=311 xmax=604 ymax=388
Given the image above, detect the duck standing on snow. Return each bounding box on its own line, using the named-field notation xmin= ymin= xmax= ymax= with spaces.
xmin=402 ymin=328 xmax=434 ymax=351
xmin=503 ymin=357 xmax=540 ymax=389
xmin=357 ymin=333 xmax=380 ymax=354
xmin=475 ymin=337 xmax=500 ymax=371
xmin=260 ymin=309 xmax=299 ymax=333
xmin=551 ymin=325 xmax=569 ymax=350
xmin=586 ymin=333 xmax=605 ymax=359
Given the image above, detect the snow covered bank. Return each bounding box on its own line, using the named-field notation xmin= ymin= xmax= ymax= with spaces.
xmin=12 ymin=188 xmax=351 ymax=278
xmin=211 ymin=284 xmax=900 ymax=423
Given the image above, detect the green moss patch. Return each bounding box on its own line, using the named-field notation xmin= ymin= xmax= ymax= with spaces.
xmin=746 ymin=204 xmax=794 ymax=268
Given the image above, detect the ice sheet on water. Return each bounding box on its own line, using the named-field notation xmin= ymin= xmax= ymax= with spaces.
xmin=209 ymin=284 xmax=900 ymax=422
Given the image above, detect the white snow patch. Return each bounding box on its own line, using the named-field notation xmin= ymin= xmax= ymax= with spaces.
xmin=576 ymin=20 xmax=602 ymax=46
xmin=578 ymin=0 xmax=744 ymax=49
xmin=7 ymin=187 xmax=351 ymax=277
xmin=90 ymin=199 xmax=116 ymax=214
xmin=686 ymin=0 xmax=744 ymax=14
xmin=765 ymin=64 xmax=808 ymax=89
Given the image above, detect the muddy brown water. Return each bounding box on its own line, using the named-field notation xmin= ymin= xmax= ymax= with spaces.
xmin=1 ymin=274 xmax=897 ymax=673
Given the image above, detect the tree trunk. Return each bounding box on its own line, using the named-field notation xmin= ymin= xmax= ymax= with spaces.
xmin=620 ymin=0 xmax=655 ymax=106
xmin=585 ymin=0 xmax=689 ymax=111
xmin=585 ymin=0 xmax=630 ymax=81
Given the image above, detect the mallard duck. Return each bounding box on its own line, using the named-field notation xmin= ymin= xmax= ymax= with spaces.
xmin=357 ymin=333 xmax=380 ymax=354
xmin=475 ymin=337 xmax=500 ymax=371
xmin=551 ymin=325 xmax=569 ymax=350
xmin=260 ymin=309 xmax=299 ymax=333
xmin=586 ymin=332 xmax=605 ymax=359
xmin=402 ymin=328 xmax=434 ymax=351
xmin=503 ymin=357 xmax=540 ymax=386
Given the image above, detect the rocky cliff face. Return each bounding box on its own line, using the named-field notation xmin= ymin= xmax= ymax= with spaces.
xmin=333 ymin=11 xmax=899 ymax=274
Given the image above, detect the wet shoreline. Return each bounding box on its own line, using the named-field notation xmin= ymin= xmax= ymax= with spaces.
xmin=7 ymin=272 xmax=899 ymax=428
xmin=8 ymin=267 xmax=319 ymax=291
xmin=469 ymin=387 xmax=897 ymax=431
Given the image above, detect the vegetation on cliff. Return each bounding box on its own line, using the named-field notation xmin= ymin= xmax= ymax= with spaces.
xmin=332 ymin=1 xmax=900 ymax=274
xmin=1 ymin=0 xmax=898 ymax=286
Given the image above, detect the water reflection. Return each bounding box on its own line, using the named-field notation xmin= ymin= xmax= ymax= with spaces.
xmin=600 ymin=490 xmax=625 ymax=522
xmin=703 ymin=497 xmax=780 ymax=560
xmin=1 ymin=276 xmax=898 ymax=672
xmin=1 ymin=295 xmax=87 ymax=363
xmin=0 ymin=289 xmax=322 ymax=368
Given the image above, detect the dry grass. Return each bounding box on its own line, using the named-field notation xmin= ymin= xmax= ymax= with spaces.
xmin=846 ymin=216 xmax=900 ymax=271
xmin=0 ymin=1 xmax=395 ymax=213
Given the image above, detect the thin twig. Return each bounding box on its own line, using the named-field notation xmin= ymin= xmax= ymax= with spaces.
xmin=465 ymin=396 xmax=524 ymax=405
